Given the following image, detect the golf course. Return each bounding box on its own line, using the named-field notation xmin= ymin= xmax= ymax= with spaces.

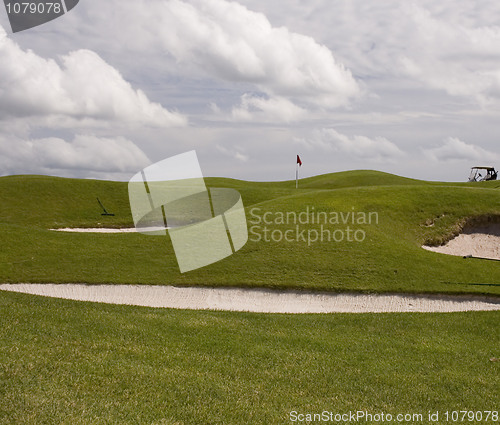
xmin=1 ymin=171 xmax=499 ymax=424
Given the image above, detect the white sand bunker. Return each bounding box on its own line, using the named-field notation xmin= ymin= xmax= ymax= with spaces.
xmin=0 ymin=284 xmax=498 ymax=313
xmin=52 ymin=228 xmax=138 ymax=233
xmin=423 ymin=223 xmax=500 ymax=260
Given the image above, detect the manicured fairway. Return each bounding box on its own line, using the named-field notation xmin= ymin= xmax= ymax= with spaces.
xmin=0 ymin=291 xmax=499 ymax=425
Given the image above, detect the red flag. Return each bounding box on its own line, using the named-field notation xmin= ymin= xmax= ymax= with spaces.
xmin=296 ymin=155 xmax=302 ymax=166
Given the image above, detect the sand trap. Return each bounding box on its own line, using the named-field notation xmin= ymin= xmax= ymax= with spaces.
xmin=423 ymin=223 xmax=500 ymax=260
xmin=52 ymin=227 xmax=169 ymax=233
xmin=0 ymin=284 xmax=498 ymax=313
xmin=52 ymin=228 xmax=138 ymax=233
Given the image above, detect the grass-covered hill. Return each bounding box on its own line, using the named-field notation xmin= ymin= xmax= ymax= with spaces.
xmin=0 ymin=171 xmax=499 ymax=295
xmin=1 ymin=171 xmax=499 ymax=424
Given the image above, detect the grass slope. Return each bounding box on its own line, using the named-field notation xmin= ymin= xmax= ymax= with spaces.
xmin=0 ymin=291 xmax=498 ymax=424
xmin=0 ymin=172 xmax=499 ymax=295
xmin=1 ymin=173 xmax=499 ymax=425
xmin=297 ymin=169 xmax=428 ymax=189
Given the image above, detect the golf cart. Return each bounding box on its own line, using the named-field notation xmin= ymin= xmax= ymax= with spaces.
xmin=468 ymin=166 xmax=498 ymax=182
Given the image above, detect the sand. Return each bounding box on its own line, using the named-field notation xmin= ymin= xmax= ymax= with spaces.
xmin=52 ymin=228 xmax=138 ymax=233
xmin=423 ymin=223 xmax=500 ymax=260
xmin=58 ymin=225 xmax=500 ymax=261
xmin=10 ymin=224 xmax=496 ymax=313
xmin=0 ymin=283 xmax=498 ymax=313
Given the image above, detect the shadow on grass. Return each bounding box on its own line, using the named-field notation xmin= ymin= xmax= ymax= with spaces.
xmin=442 ymin=281 xmax=500 ymax=287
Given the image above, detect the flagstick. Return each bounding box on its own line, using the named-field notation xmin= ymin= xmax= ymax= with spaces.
xmin=296 ymin=163 xmax=298 ymax=189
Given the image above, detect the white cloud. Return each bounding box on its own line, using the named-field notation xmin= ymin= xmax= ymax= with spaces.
xmin=154 ymin=0 xmax=360 ymax=108
xmin=0 ymin=25 xmax=187 ymax=126
xmin=231 ymin=94 xmax=307 ymax=123
xmin=399 ymin=4 xmax=500 ymax=104
xmin=2 ymin=0 xmax=500 ymax=183
xmin=236 ymin=1 xmax=500 ymax=106
xmin=216 ymin=144 xmax=249 ymax=162
xmin=0 ymin=134 xmax=151 ymax=176
xmin=297 ymin=129 xmax=404 ymax=161
xmin=424 ymin=137 xmax=499 ymax=162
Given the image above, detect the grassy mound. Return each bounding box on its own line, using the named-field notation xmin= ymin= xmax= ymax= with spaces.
xmin=296 ymin=169 xmax=428 ymax=189
xmin=1 ymin=172 xmax=499 ymax=424
xmin=0 ymin=171 xmax=499 ymax=295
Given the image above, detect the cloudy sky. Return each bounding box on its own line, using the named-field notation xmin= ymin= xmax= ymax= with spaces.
xmin=0 ymin=0 xmax=499 ymax=182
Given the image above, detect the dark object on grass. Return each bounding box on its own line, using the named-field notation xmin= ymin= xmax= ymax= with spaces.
xmin=97 ymin=198 xmax=115 ymax=216
xmin=463 ymin=254 xmax=500 ymax=262
xmin=468 ymin=166 xmax=498 ymax=182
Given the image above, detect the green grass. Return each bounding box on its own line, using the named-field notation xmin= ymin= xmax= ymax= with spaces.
xmin=0 ymin=172 xmax=499 ymax=295
xmin=1 ymin=171 xmax=499 ymax=424
xmin=0 ymin=291 xmax=498 ymax=425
